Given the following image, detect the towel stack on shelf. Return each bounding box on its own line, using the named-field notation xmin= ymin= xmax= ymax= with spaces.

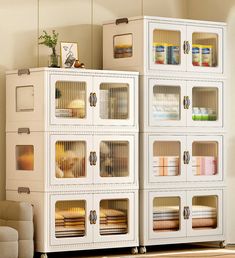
xmin=192 ymin=205 xmax=217 ymax=229
xmin=55 ymin=208 xmax=85 ymax=238
xmin=153 ymin=206 xmax=179 ymax=231
xmin=100 ymin=208 xmax=128 ymax=235
xmin=192 ymin=156 xmax=217 ymax=176
xmin=152 ymin=93 xmax=179 ymax=121
xmin=153 ymin=156 xmax=179 ymax=176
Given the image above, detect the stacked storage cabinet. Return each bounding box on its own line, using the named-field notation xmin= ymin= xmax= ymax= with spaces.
xmin=103 ymin=16 xmax=226 ymax=252
xmin=5 ymin=68 xmax=139 ymax=257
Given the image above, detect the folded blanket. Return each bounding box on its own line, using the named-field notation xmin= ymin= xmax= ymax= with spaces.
xmin=192 ymin=218 xmax=217 ymax=228
xmin=153 ymin=206 xmax=179 ymax=214
xmin=153 ymin=220 xmax=179 ymax=230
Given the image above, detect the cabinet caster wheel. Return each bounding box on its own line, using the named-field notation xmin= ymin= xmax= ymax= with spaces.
xmin=139 ymin=246 xmax=147 ymax=254
xmin=131 ymin=247 xmax=138 ymax=255
xmin=40 ymin=254 xmax=48 ymax=258
xmin=219 ymin=241 xmax=226 ymax=248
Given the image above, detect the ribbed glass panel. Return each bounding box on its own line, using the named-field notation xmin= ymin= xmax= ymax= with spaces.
xmin=55 ymin=141 xmax=86 ymax=179
xmin=55 ymin=200 xmax=86 ymax=238
xmin=100 ymin=141 xmax=129 ymax=178
xmin=99 ymin=199 xmax=128 ymax=235
xmin=153 ymin=197 xmax=180 ymax=232
xmin=55 ymin=81 xmax=86 ymax=119
xmin=192 ymin=196 xmax=218 ymax=230
xmin=100 ymin=83 xmax=129 ymax=120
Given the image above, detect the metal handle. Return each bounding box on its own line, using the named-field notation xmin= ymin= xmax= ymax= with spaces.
xmin=89 ymin=152 xmax=94 ymax=166
xmin=116 ymin=17 xmax=129 ymax=25
xmin=89 ymin=92 xmax=93 ymax=107
xmin=18 ymin=69 xmax=30 ymax=76
xmin=18 ymin=187 xmax=30 ymax=194
xmin=18 ymin=128 xmax=30 ymax=134
xmin=93 ymin=93 xmax=97 ymax=107
xmin=183 ymin=151 xmax=190 ymax=164
xmin=183 ymin=96 xmax=190 ymax=109
xmin=93 ymin=152 xmax=97 ymax=166
xmin=183 ymin=206 xmax=190 ymax=219
xmin=183 ymin=41 xmax=190 ymax=54
xmin=89 ymin=210 xmax=94 ymax=224
xmin=92 ymin=210 xmax=97 ymax=224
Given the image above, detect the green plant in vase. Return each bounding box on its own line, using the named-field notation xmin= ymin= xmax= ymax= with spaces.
xmin=39 ymin=30 xmax=60 ymax=68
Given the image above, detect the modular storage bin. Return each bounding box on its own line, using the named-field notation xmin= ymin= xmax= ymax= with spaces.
xmin=6 ymin=68 xmax=138 ymax=132
xmin=139 ymin=76 xmax=224 ymax=133
xmin=6 ymin=132 xmax=138 ymax=192
xmin=103 ymin=16 xmax=226 ymax=77
xmin=6 ymin=189 xmax=138 ymax=255
xmin=140 ymin=133 xmax=224 ymax=189
xmin=139 ymin=189 xmax=224 ymax=248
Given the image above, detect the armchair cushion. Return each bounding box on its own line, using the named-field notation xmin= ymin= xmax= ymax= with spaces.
xmin=0 ymin=226 xmax=18 ymax=258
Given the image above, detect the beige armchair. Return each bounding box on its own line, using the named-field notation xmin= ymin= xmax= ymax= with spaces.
xmin=0 ymin=200 xmax=34 ymax=258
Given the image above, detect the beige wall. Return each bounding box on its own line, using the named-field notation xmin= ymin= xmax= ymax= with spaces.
xmin=2 ymin=0 xmax=234 ymax=244
xmin=187 ymin=0 xmax=235 ymax=245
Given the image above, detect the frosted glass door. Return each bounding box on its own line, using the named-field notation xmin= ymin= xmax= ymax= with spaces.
xmin=187 ymin=81 xmax=223 ymax=128
xmin=50 ymin=75 xmax=93 ymax=126
xmin=187 ymin=190 xmax=223 ymax=237
xmin=94 ymin=193 xmax=135 ymax=242
xmin=6 ymin=132 xmax=44 ymax=190
xmin=50 ymin=134 xmax=93 ymax=186
xmin=187 ymin=136 xmax=223 ymax=182
xmin=148 ymin=22 xmax=187 ymax=72
xmin=93 ymin=77 xmax=135 ymax=126
xmin=149 ymin=135 xmax=186 ymax=183
xmin=149 ymin=191 xmax=186 ymax=239
xmin=50 ymin=194 xmax=93 ymax=245
xmin=187 ymin=26 xmax=223 ymax=74
xmin=149 ymin=79 xmax=187 ymax=127
xmin=93 ymin=135 xmax=135 ymax=185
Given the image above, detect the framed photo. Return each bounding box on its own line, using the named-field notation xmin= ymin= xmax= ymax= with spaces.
xmin=60 ymin=42 xmax=78 ymax=68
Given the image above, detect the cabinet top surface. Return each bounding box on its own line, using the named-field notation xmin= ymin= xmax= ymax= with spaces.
xmin=103 ymin=15 xmax=227 ymax=27
xmin=6 ymin=67 xmax=139 ymax=76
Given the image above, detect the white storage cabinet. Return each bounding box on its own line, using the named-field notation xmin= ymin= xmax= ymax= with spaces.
xmin=6 ymin=68 xmax=138 ymax=132
xmin=103 ymin=16 xmax=226 ymax=77
xmin=6 ymin=189 xmax=138 ymax=254
xmin=139 ymin=189 xmax=225 ymax=248
xmin=140 ymin=133 xmax=224 ymax=189
xmin=140 ymin=76 xmax=224 ymax=132
xmin=6 ymin=131 xmax=138 ymax=192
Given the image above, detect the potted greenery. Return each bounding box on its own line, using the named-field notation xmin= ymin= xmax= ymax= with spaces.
xmin=39 ymin=30 xmax=60 ymax=68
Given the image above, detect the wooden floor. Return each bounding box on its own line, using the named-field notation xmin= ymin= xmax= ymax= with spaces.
xmin=37 ymin=244 xmax=235 ymax=258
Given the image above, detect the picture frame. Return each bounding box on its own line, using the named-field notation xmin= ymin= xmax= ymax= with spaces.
xmin=60 ymin=42 xmax=78 ymax=68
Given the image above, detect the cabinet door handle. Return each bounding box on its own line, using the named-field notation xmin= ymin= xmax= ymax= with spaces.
xmin=186 ymin=41 xmax=190 ymax=54
xmin=93 ymin=210 xmax=97 ymax=224
xmin=183 ymin=41 xmax=187 ymax=54
xmin=89 ymin=92 xmax=94 ymax=107
xmin=89 ymin=210 xmax=94 ymax=224
xmin=93 ymin=93 xmax=97 ymax=107
xmin=183 ymin=151 xmax=190 ymax=164
xmin=18 ymin=128 xmax=30 ymax=134
xmin=183 ymin=96 xmax=190 ymax=109
xmin=93 ymin=152 xmax=97 ymax=166
xmin=89 ymin=152 xmax=94 ymax=166
xmin=183 ymin=206 xmax=190 ymax=219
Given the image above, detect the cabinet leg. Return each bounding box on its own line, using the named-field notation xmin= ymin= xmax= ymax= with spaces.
xmin=219 ymin=241 xmax=226 ymax=248
xmin=40 ymin=254 xmax=48 ymax=258
xmin=131 ymin=247 xmax=138 ymax=255
xmin=139 ymin=246 xmax=147 ymax=254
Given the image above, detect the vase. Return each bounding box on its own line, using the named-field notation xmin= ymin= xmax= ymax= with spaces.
xmin=48 ymin=54 xmax=60 ymax=68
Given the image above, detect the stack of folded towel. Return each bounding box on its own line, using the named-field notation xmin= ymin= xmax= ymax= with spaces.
xmin=192 ymin=205 xmax=217 ymax=229
xmin=153 ymin=206 xmax=179 ymax=231
xmin=192 ymin=156 xmax=217 ymax=176
xmin=55 ymin=208 xmax=85 ymax=238
xmin=153 ymin=156 xmax=179 ymax=176
xmin=100 ymin=208 xmax=128 ymax=235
